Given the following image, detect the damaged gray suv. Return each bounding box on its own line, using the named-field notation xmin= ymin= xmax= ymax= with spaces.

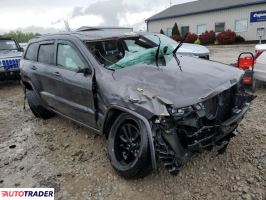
xmin=20 ymin=29 xmax=255 ymax=179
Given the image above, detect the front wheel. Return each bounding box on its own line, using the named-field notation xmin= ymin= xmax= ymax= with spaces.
xmin=108 ymin=113 xmax=152 ymax=179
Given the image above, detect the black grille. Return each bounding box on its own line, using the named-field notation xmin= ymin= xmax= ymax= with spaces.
xmin=203 ymin=87 xmax=235 ymax=122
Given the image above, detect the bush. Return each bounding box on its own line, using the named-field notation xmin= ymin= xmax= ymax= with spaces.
xmin=172 ymin=34 xmax=183 ymax=42
xmin=199 ymin=31 xmax=216 ymax=45
xmin=184 ymin=33 xmax=198 ymax=43
xmin=235 ymin=35 xmax=245 ymax=43
xmin=194 ymin=38 xmax=201 ymax=45
xmin=172 ymin=22 xmax=180 ymax=37
xmin=216 ymin=30 xmax=236 ymax=45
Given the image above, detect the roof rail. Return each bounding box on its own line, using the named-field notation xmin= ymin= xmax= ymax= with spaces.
xmin=76 ymin=26 xmax=133 ymax=32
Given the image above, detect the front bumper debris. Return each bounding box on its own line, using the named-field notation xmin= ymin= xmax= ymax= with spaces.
xmin=154 ymin=85 xmax=256 ymax=176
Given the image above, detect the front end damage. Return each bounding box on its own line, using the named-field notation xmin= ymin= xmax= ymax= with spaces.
xmin=152 ymin=83 xmax=255 ymax=175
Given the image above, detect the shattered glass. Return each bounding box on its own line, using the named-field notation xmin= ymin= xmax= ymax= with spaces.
xmin=109 ymin=45 xmax=174 ymax=70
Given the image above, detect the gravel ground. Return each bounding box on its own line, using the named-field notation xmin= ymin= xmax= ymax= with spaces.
xmin=0 ymin=45 xmax=265 ymax=200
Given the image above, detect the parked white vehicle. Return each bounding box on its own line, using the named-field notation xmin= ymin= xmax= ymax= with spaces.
xmin=141 ymin=33 xmax=210 ymax=60
xmin=252 ymin=44 xmax=266 ymax=91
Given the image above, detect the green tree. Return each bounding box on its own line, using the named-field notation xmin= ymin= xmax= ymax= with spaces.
xmin=171 ymin=22 xmax=180 ymax=37
xmin=1 ymin=31 xmax=41 ymax=43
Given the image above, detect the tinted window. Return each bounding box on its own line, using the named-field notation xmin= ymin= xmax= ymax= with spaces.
xmin=38 ymin=44 xmax=54 ymax=64
xmin=0 ymin=40 xmax=18 ymax=50
xmin=25 ymin=43 xmax=38 ymax=61
xmin=57 ymin=44 xmax=85 ymax=70
xmin=215 ymin=22 xmax=225 ymax=32
xmin=181 ymin=26 xmax=189 ymax=36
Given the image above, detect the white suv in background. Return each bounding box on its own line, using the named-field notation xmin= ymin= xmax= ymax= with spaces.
xmin=253 ymin=44 xmax=266 ymax=91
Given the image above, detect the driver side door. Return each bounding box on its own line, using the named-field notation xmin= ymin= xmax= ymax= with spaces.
xmin=52 ymin=40 xmax=97 ymax=128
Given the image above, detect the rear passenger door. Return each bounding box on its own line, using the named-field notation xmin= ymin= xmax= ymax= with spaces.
xmin=52 ymin=40 xmax=97 ymax=128
xmin=33 ymin=41 xmax=66 ymax=109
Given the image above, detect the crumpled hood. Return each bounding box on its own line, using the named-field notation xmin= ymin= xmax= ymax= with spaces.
xmin=177 ymin=43 xmax=209 ymax=55
xmin=0 ymin=50 xmax=22 ymax=60
xmin=111 ymin=56 xmax=243 ymax=110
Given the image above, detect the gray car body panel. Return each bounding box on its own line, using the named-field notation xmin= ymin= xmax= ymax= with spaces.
xmin=21 ymin=30 xmax=243 ymax=131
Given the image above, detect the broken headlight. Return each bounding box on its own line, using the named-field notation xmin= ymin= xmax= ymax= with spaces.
xmin=167 ymin=105 xmax=194 ymax=117
xmin=167 ymin=103 xmax=205 ymax=118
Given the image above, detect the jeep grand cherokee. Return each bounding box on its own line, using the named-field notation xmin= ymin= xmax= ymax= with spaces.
xmin=20 ymin=29 xmax=255 ymax=179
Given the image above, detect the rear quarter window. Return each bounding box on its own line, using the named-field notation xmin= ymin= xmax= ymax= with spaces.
xmin=25 ymin=43 xmax=39 ymax=61
xmin=38 ymin=44 xmax=54 ymax=65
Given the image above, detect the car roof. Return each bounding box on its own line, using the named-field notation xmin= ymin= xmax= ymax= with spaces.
xmin=76 ymin=26 xmax=133 ymax=32
xmin=30 ymin=30 xmax=139 ymax=43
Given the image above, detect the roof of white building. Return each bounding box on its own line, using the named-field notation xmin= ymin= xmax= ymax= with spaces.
xmin=146 ymin=0 xmax=266 ymax=22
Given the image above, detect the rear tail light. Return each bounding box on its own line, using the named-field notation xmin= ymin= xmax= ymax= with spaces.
xmin=242 ymin=76 xmax=252 ymax=85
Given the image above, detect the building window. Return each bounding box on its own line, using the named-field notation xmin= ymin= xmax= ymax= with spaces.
xmin=181 ymin=26 xmax=189 ymax=36
xmin=166 ymin=28 xmax=172 ymax=37
xmin=197 ymin=24 xmax=206 ymax=35
xmin=235 ymin=19 xmax=248 ymax=32
xmin=215 ymin=22 xmax=225 ymax=32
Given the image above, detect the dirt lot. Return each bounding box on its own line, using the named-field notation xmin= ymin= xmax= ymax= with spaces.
xmin=0 ymin=45 xmax=265 ymax=200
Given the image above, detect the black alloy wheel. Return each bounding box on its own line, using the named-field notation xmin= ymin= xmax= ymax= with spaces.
xmin=108 ymin=113 xmax=152 ymax=179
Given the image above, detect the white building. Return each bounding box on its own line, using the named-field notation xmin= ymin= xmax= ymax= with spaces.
xmin=146 ymin=0 xmax=266 ymax=41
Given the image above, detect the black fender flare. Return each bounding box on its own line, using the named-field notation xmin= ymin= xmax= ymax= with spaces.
xmin=21 ymin=79 xmax=50 ymax=110
xmin=102 ymin=105 xmax=157 ymax=170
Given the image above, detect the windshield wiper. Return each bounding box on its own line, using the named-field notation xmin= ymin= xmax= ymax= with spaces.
xmin=173 ymin=33 xmax=188 ymax=55
xmin=154 ymin=35 xmax=161 ymax=67
xmin=172 ymin=33 xmax=189 ymax=71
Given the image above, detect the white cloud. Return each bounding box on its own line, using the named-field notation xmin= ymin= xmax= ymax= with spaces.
xmin=0 ymin=0 xmax=195 ymax=33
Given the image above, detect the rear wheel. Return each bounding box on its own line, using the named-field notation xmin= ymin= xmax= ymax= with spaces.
xmin=108 ymin=113 xmax=152 ymax=179
xmin=26 ymin=90 xmax=54 ymax=119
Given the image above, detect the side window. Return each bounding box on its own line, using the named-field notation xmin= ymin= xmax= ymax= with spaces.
xmin=25 ymin=43 xmax=39 ymax=61
xmin=57 ymin=44 xmax=85 ymax=70
xmin=38 ymin=44 xmax=54 ymax=65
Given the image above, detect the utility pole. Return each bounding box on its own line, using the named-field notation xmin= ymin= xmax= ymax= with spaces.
xmin=170 ymin=0 xmax=172 ymax=7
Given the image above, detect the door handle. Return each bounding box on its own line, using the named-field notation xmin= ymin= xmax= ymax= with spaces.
xmin=54 ymin=72 xmax=61 ymax=76
xmin=31 ymin=66 xmax=37 ymax=70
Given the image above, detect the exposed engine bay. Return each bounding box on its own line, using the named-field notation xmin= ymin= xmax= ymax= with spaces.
xmin=153 ymin=83 xmax=255 ymax=175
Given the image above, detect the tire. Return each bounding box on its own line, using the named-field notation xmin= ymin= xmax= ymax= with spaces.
xmin=108 ymin=113 xmax=152 ymax=179
xmin=26 ymin=90 xmax=54 ymax=119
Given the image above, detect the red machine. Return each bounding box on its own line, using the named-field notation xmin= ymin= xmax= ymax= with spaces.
xmin=236 ymin=52 xmax=255 ymax=86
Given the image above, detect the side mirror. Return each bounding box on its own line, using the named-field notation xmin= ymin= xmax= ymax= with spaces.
xmin=77 ymin=68 xmax=91 ymax=76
